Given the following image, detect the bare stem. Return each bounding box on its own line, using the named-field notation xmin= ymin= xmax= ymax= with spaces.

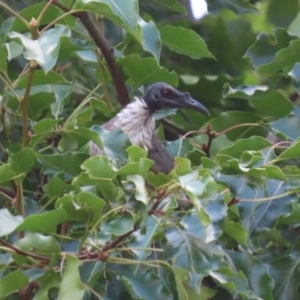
xmin=20 ymin=61 xmax=36 ymax=148
xmin=15 ymin=183 xmax=24 ymax=238
xmin=0 ymin=1 xmax=28 ymax=26
xmin=36 ymin=0 xmax=54 ymax=25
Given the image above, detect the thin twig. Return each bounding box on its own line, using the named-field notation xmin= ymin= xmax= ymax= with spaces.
xmin=0 ymin=238 xmax=51 ymax=262
xmin=20 ymin=61 xmax=36 ymax=148
xmin=102 ymin=227 xmax=136 ymax=252
xmin=0 ymin=1 xmax=28 ymax=26
xmin=36 ymin=0 xmax=54 ymax=25
xmin=201 ymin=123 xmax=216 ymax=158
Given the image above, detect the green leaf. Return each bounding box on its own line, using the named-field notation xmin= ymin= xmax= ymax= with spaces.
xmin=6 ymin=25 xmax=71 ymax=73
xmin=0 ymin=164 xmax=16 ymax=184
xmin=267 ymin=0 xmax=299 ymax=29
xmin=33 ymin=272 xmax=60 ymax=300
xmin=210 ymin=268 xmax=251 ymax=297
xmin=278 ymin=139 xmax=300 ymax=160
xmin=129 ymin=216 xmax=160 ymax=261
xmin=4 ymin=41 xmax=23 ymax=60
xmin=137 ymin=17 xmax=161 ymax=63
xmin=0 ymin=36 xmax=7 ymax=71
xmin=16 ymin=208 xmax=67 ymax=234
xmin=220 ymin=176 xmax=296 ymax=234
xmin=288 ymin=63 xmax=300 ymax=94
xmin=0 ymin=209 xmax=23 ymax=237
xmin=120 ymin=147 xmax=153 ymax=178
xmin=16 ymin=70 xmax=73 ymax=118
xmin=39 ymin=152 xmax=88 ymax=177
xmin=218 ymin=136 xmax=272 ymax=158
xmin=271 ymin=109 xmax=300 ymax=140
xmin=14 ymin=233 xmax=61 ymax=257
xmin=8 ymin=148 xmax=37 ymax=175
xmin=81 ymin=155 xmax=115 ymax=179
xmin=7 ymin=3 xmax=75 ymax=33
xmin=179 ymin=170 xmax=217 ymax=201
xmin=163 ymin=227 xmax=224 ymax=273
xmin=223 ymin=220 xmax=248 ymax=247
xmin=119 ymin=54 xmax=178 ymax=90
xmin=0 ymin=269 xmax=28 ymax=298
xmin=206 ymin=0 xmax=260 ymax=15
xmin=127 ymin=174 xmax=148 ymax=204
xmin=101 ymin=212 xmax=134 ymax=236
xmin=160 ymin=25 xmax=214 ymax=59
xmin=30 ymin=118 xmax=62 ymax=147
xmin=268 ymin=251 xmax=300 ymax=299
xmin=74 ymin=0 xmax=138 ymax=31
xmin=55 ymin=192 xmax=106 ymax=224
xmin=78 ymin=156 xmax=120 ymax=201
xmin=223 ymin=84 xmax=293 ymax=118
xmin=120 ymin=271 xmax=173 ymax=300
xmin=244 ymin=28 xmax=300 ymax=75
xmin=89 ymin=125 xmax=128 ymax=163
xmin=173 ymin=268 xmax=216 ymax=300
xmin=73 ymin=1 xmax=161 ymax=61
xmin=227 ymin=251 xmax=274 ymax=300
xmin=59 ymin=256 xmax=85 ymax=300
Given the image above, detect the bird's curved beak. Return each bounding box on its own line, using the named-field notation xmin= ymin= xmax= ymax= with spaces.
xmin=164 ymin=92 xmax=210 ymax=116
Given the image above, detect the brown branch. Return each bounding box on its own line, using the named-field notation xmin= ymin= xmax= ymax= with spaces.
xmin=1 ymin=225 xmax=137 ymax=263
xmin=149 ymin=187 xmax=167 ymax=215
xmin=201 ymin=123 xmax=216 ymax=158
xmin=50 ymin=0 xmax=130 ymax=107
xmin=102 ymin=227 xmax=136 ymax=252
xmin=227 ymin=197 xmax=239 ymax=207
xmin=0 ymin=238 xmax=51 ymax=262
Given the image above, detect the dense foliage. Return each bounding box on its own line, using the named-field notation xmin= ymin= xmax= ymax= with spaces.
xmin=1 ymin=0 xmax=300 ymax=299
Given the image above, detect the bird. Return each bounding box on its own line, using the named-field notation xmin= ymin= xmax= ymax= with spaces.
xmin=89 ymin=82 xmax=210 ymax=174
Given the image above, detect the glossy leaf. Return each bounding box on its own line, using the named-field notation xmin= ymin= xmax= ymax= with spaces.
xmin=55 ymin=192 xmax=105 ymax=224
xmin=74 ymin=0 xmax=138 ymax=31
xmin=16 ymin=208 xmax=67 ymax=234
xmin=14 ymin=233 xmax=61 ymax=256
xmin=8 ymin=148 xmax=37 ymax=175
xmin=277 ymin=139 xmax=300 ymax=160
xmin=59 ymin=256 xmax=85 ymax=300
xmin=160 ymin=25 xmax=214 ymax=59
xmin=0 ymin=209 xmax=23 ymax=237
xmin=0 ymin=164 xmax=16 ymax=184
xmin=163 ymin=227 xmax=224 ymax=274
xmin=120 ymin=271 xmax=173 ymax=300
xmin=6 ymin=25 xmax=71 ymax=73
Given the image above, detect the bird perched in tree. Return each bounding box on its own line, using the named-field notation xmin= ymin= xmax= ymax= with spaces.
xmin=90 ymin=82 xmax=209 ymax=174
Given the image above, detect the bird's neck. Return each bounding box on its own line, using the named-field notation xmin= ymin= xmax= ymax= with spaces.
xmin=113 ymin=98 xmax=155 ymax=149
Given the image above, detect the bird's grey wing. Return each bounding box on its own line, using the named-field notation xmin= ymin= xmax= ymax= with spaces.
xmin=89 ymin=116 xmax=119 ymax=156
xmin=148 ymin=134 xmax=174 ymax=174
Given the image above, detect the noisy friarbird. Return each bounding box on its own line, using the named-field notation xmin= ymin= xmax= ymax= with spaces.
xmin=89 ymin=82 xmax=210 ymax=173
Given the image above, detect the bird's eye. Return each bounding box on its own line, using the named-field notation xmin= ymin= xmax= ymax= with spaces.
xmin=154 ymin=94 xmax=160 ymax=100
xmin=162 ymin=89 xmax=172 ymax=98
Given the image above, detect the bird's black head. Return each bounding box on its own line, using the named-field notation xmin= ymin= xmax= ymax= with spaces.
xmin=143 ymin=82 xmax=210 ymax=115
